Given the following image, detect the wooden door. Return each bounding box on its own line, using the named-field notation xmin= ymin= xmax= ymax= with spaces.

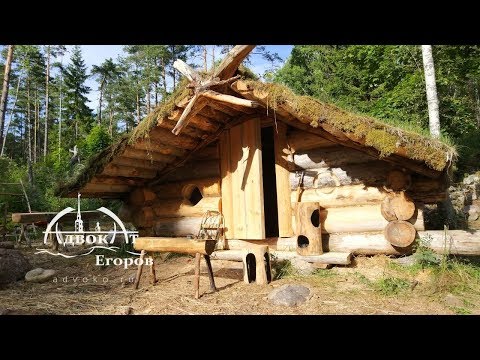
xmin=220 ymin=118 xmax=265 ymax=240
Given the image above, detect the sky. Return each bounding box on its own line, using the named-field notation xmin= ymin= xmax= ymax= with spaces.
xmin=64 ymin=45 xmax=293 ymax=109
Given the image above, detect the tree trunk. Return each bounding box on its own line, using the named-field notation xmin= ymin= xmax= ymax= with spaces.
xmin=203 ymin=46 xmax=208 ymax=72
xmin=34 ymin=90 xmax=38 ymax=164
xmin=98 ymin=78 xmax=105 ymax=125
xmin=136 ymin=90 xmax=140 ymax=124
xmin=44 ymin=45 xmax=50 ymax=159
xmin=27 ymin=80 xmax=33 ymax=184
xmin=154 ymin=82 xmax=158 ymax=106
xmin=147 ymin=87 xmax=151 ymax=114
xmin=1 ymin=77 xmax=20 ymax=157
xmin=109 ymin=107 xmax=113 ymax=136
xmin=0 ymin=45 xmax=14 ymax=154
xmin=421 ymin=45 xmax=440 ymax=138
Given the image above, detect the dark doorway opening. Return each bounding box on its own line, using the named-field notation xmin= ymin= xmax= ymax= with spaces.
xmin=261 ymin=126 xmax=279 ymax=238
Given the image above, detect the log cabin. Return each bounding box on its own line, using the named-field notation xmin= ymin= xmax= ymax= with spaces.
xmin=56 ymin=46 xmax=461 ymax=261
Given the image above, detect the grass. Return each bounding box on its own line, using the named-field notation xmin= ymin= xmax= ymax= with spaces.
xmin=374 ymin=277 xmax=410 ymax=295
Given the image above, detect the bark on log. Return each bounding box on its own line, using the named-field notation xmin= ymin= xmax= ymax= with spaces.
xmin=292 ymin=146 xmax=377 ymax=170
xmin=381 ymin=191 xmax=416 ymax=221
xmin=151 ymin=196 xmax=221 ymax=218
xmin=160 ymin=159 xmax=220 ymax=182
xmin=134 ymin=237 xmax=216 ymax=255
xmin=291 ymin=203 xmax=424 ymax=234
xmin=12 ymin=211 xmax=102 ymax=224
xmin=210 ymin=250 xmax=351 ymax=265
xmin=152 ymin=177 xmax=221 ymax=199
xmin=201 ymin=90 xmax=260 ymax=108
xmin=289 ymin=161 xmax=396 ymax=189
xmin=149 ymin=127 xmax=199 ymax=150
xmin=189 ymin=144 xmax=219 ymax=161
xmin=90 ymin=175 xmax=146 ymax=187
xmin=384 ymin=220 xmax=417 ymax=247
xmin=132 ymin=139 xmax=186 ymax=158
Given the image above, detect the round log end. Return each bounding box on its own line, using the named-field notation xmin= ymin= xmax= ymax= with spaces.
xmin=386 ymin=169 xmax=412 ymax=191
xmin=384 ymin=220 xmax=416 ymax=247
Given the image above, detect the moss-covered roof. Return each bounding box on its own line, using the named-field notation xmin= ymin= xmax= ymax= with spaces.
xmin=240 ymin=80 xmax=456 ymax=172
xmin=56 ymin=74 xmax=456 ymax=198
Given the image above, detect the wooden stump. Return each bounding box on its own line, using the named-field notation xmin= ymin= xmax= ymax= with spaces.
xmin=295 ymin=202 xmax=322 ymax=255
xmin=242 ymin=245 xmax=272 ymax=285
xmin=381 ymin=191 xmax=415 ymax=221
xmin=384 ymin=220 xmax=416 ymax=247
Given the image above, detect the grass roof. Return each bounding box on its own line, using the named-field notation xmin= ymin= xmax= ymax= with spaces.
xmin=244 ymin=80 xmax=456 ymax=172
xmin=57 ymin=72 xmax=457 ymax=197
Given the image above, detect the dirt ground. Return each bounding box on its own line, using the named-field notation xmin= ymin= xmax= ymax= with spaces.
xmin=1 ymin=244 xmax=479 ymax=315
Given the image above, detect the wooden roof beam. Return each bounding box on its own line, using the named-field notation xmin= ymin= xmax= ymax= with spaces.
xmin=111 ymin=156 xmax=167 ymax=171
xmin=102 ymin=164 xmax=158 ymax=179
xmin=122 ymin=146 xmax=176 ymax=163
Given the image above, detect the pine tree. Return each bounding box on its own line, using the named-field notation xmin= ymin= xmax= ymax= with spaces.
xmin=62 ymin=46 xmax=92 ymax=147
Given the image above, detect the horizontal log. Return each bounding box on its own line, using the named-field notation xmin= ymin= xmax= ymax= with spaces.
xmin=81 ymin=183 xmax=132 ymax=194
xmin=206 ymin=100 xmax=241 ymax=117
xmin=289 ymin=161 xmax=397 ymax=189
xmin=154 ymin=217 xmax=203 ymax=237
xmin=198 ymin=104 xmax=236 ymax=122
xmin=12 ymin=211 xmax=103 ymax=224
xmin=292 ymin=146 xmax=377 ymax=170
xmin=224 ymin=238 xmax=298 ymax=251
xmin=223 ymin=230 xmax=480 ymax=256
xmin=132 ymin=139 xmax=186 ymax=158
xmin=210 ymin=250 xmax=351 ymax=265
xmin=287 ymin=129 xmax=336 ymax=152
xmin=111 ymin=156 xmax=166 ymax=170
xmin=122 ymin=146 xmax=176 ymax=163
xmin=149 ymin=127 xmax=199 ymax=150
xmin=160 ymin=159 xmax=220 ymax=183
xmin=291 ymin=204 xmax=425 ymax=234
xmin=201 ymin=90 xmax=260 ymax=108
xmin=118 ymin=203 xmax=133 ymax=223
xmin=102 ymin=164 xmax=158 ymax=179
xmin=152 ymin=177 xmax=221 ymax=200
xmin=90 ymin=176 xmax=147 ymax=187
xmin=157 ymin=117 xmax=208 ymax=139
xmin=151 ymin=196 xmax=221 ymax=218
xmin=292 ymin=184 xmax=387 ymax=208
xmin=134 ymin=237 xmax=216 ymax=255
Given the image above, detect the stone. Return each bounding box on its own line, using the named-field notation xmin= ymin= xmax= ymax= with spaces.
xmin=290 ymin=258 xmax=316 ymax=276
xmin=0 ymin=249 xmax=31 ymax=284
xmin=463 ymin=174 xmax=480 ymax=185
xmin=464 ymin=205 xmax=479 ymax=222
xmin=444 ymin=293 xmax=463 ymax=308
xmin=393 ymin=255 xmax=416 ymax=267
xmin=268 ymin=284 xmax=311 ymax=307
xmin=117 ymin=306 xmax=133 ymax=315
xmin=25 ymin=268 xmax=57 ymax=283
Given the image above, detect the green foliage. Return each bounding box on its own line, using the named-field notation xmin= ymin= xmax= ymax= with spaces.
xmin=413 ymin=234 xmax=441 ymax=268
xmin=375 ymin=277 xmax=410 ymax=295
xmin=82 ymin=125 xmax=112 ymax=159
xmin=271 ymin=258 xmax=294 ymax=280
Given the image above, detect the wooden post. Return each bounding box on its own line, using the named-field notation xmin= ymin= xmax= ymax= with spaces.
xmin=219 ymin=131 xmax=234 ymax=239
xmin=274 ymin=122 xmax=294 ymax=237
xmin=295 ymin=202 xmax=323 ymax=255
xmin=134 ymin=250 xmax=146 ymax=290
xmin=194 ymin=253 xmax=201 ymax=299
xmin=150 ymin=255 xmax=157 ymax=285
xmin=204 ymin=255 xmax=216 ymax=291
